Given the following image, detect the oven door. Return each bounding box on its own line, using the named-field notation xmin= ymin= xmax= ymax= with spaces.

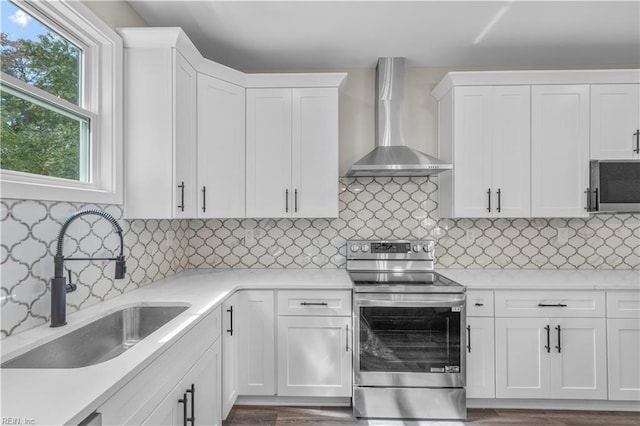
xmin=354 ymin=292 xmax=466 ymax=388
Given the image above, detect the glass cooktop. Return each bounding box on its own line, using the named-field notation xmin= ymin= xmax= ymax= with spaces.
xmin=349 ymin=271 xmax=465 ymax=293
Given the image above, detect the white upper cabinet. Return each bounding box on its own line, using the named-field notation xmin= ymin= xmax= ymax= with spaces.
xmin=434 ymin=70 xmax=639 ymax=219
xmin=246 ymin=89 xmax=293 ymax=218
xmin=292 ymin=88 xmax=340 ymax=218
xmin=440 ymin=85 xmax=530 ymax=218
xmin=246 ymin=87 xmax=340 ymax=218
xmin=591 ymin=84 xmax=640 ymax=159
xmin=197 ymin=73 xmax=246 ymax=218
xmin=531 ymin=85 xmax=590 ymax=218
xmin=121 ymin=29 xmax=198 ymax=219
xmin=120 ymin=27 xmax=345 ymax=220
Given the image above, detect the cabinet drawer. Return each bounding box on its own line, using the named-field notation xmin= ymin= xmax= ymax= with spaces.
xmin=466 ymin=291 xmax=494 ymax=317
xmin=277 ymin=290 xmax=351 ymax=316
xmin=607 ymin=292 xmax=640 ymax=318
xmin=495 ymin=291 xmax=605 ymax=318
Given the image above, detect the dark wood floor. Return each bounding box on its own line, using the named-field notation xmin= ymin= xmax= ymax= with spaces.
xmin=223 ymin=405 xmax=640 ymax=426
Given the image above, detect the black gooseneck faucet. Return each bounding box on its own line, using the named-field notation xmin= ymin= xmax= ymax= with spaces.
xmin=50 ymin=209 xmax=127 ymax=327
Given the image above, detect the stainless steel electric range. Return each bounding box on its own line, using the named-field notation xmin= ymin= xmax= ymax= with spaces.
xmin=347 ymin=239 xmax=466 ymax=420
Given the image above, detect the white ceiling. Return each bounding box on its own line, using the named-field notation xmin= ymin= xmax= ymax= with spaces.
xmin=128 ymin=1 xmax=640 ymax=71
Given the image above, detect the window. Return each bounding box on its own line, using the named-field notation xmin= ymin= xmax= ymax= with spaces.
xmin=0 ymin=0 xmax=122 ymax=204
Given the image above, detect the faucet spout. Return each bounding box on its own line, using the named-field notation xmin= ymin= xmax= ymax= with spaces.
xmin=50 ymin=209 xmax=126 ymax=327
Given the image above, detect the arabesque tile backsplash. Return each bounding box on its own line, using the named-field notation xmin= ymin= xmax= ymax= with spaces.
xmin=2 ymin=177 xmax=638 ymax=337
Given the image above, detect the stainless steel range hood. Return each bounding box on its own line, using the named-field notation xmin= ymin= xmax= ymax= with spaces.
xmin=347 ymin=58 xmax=452 ymax=177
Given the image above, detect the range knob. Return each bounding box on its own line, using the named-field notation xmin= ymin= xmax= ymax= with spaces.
xmin=412 ymin=244 xmax=422 ymax=253
xmin=424 ymin=242 xmax=434 ymax=253
xmin=361 ymin=244 xmax=370 ymax=252
xmin=350 ymin=244 xmax=360 ymax=253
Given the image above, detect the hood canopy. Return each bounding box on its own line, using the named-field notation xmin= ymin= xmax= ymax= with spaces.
xmin=347 ymin=58 xmax=452 ymax=177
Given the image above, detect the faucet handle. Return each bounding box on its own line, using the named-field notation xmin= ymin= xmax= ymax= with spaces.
xmin=65 ymin=269 xmax=77 ymax=293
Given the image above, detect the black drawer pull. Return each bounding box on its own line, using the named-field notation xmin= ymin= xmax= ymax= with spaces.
xmin=538 ymin=303 xmax=567 ymax=308
xmin=474 ymin=302 xmax=484 ymax=307
xmin=300 ymin=302 xmax=328 ymax=306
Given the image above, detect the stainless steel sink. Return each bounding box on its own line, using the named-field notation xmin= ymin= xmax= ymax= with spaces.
xmin=1 ymin=305 xmax=188 ymax=369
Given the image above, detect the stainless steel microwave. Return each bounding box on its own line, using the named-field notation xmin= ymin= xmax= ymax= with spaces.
xmin=588 ymin=160 xmax=640 ymax=213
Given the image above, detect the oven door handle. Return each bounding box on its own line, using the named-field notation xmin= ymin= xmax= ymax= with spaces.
xmin=354 ymin=295 xmax=465 ymax=308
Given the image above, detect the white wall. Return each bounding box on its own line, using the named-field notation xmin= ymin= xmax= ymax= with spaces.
xmin=82 ymin=0 xmax=147 ymax=28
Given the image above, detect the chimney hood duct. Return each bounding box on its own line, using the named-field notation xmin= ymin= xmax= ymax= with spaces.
xmin=347 ymin=58 xmax=452 ymax=177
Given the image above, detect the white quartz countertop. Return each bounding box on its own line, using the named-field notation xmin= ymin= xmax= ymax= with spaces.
xmin=0 ymin=268 xmax=351 ymax=426
xmin=439 ymin=268 xmax=640 ymax=291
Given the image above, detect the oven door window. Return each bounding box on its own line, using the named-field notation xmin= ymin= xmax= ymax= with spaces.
xmin=359 ymin=306 xmax=461 ymax=373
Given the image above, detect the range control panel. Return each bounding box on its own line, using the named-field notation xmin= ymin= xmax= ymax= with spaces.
xmin=346 ymin=240 xmax=435 ymax=260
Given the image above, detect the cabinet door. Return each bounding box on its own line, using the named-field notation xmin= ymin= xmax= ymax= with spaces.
xmin=608 ymin=318 xmax=640 ymax=400
xmin=531 ymin=85 xmax=590 ymax=217
xmin=466 ymin=317 xmax=495 ymax=398
xmin=291 ymin=88 xmax=339 ymax=218
xmin=173 ymin=51 xmax=198 ymax=219
xmin=495 ymin=318 xmax=550 ymax=398
xmin=492 ymin=86 xmax=531 ymax=217
xmin=277 ymin=316 xmax=352 ymax=397
xmin=197 ymin=73 xmax=246 ymax=218
xmin=237 ymin=290 xmax=276 ymax=395
xmin=591 ymin=84 xmax=640 ymax=160
xmin=453 ymin=86 xmax=493 ymax=217
xmin=246 ymin=89 xmax=293 ymax=218
xmin=549 ymin=318 xmax=607 ymax=400
xmin=142 ymin=340 xmax=221 ymax=426
xmin=222 ymin=293 xmax=238 ymax=419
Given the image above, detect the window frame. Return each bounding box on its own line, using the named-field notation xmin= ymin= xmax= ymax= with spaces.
xmin=0 ymin=0 xmax=123 ymax=204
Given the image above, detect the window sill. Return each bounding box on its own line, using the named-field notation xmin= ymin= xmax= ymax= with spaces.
xmin=1 ymin=174 xmax=122 ymax=205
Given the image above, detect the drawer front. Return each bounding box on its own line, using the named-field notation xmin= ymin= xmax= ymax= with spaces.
xmin=466 ymin=290 xmax=494 ymax=317
xmin=607 ymin=292 xmax=640 ymax=318
xmin=494 ymin=291 xmax=605 ymax=318
xmin=278 ymin=290 xmax=351 ymax=316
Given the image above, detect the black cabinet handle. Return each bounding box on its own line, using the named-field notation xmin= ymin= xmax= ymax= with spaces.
xmin=226 ymin=306 xmax=234 ymax=336
xmin=294 ymin=189 xmax=298 ymax=213
xmin=285 ymin=189 xmax=289 ymax=213
xmin=487 ymin=188 xmax=492 ymax=213
xmin=496 ymin=188 xmax=502 ymax=213
xmin=555 ymin=325 xmax=562 ymax=353
xmin=544 ymin=325 xmax=551 ymax=353
xmin=474 ymin=302 xmax=484 ymax=307
xmin=186 ymin=384 xmax=195 ymax=425
xmin=538 ymin=303 xmax=568 ymax=308
xmin=202 ymin=186 xmax=206 ymax=213
xmin=634 ymin=129 xmax=639 ymax=154
xmin=346 ymin=324 xmax=349 ymax=352
xmin=178 ymin=181 xmax=185 ymax=212
xmin=179 ymin=393 xmax=188 ymax=426
xmin=584 ymin=188 xmax=591 ymax=211
xmin=467 ymin=325 xmax=471 ymax=353
xmin=300 ymin=302 xmax=328 ymax=306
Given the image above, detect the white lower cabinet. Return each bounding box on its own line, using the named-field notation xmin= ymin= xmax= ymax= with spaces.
xmin=237 ymin=290 xmax=276 ymax=395
xmin=495 ymin=317 xmax=607 ymax=399
xmin=98 ymin=307 xmax=222 ymax=426
xmin=277 ymin=316 xmax=352 ymax=397
xmin=606 ymin=291 xmax=640 ymax=400
xmin=143 ymin=339 xmax=222 ymax=426
xmin=466 ymin=317 xmax=495 ymax=398
xmin=222 ymin=293 xmax=239 ymax=419
xmin=607 ymin=319 xmax=640 ymax=400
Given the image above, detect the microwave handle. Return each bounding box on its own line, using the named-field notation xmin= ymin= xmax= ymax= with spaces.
xmin=584 ymin=188 xmax=592 ymax=212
